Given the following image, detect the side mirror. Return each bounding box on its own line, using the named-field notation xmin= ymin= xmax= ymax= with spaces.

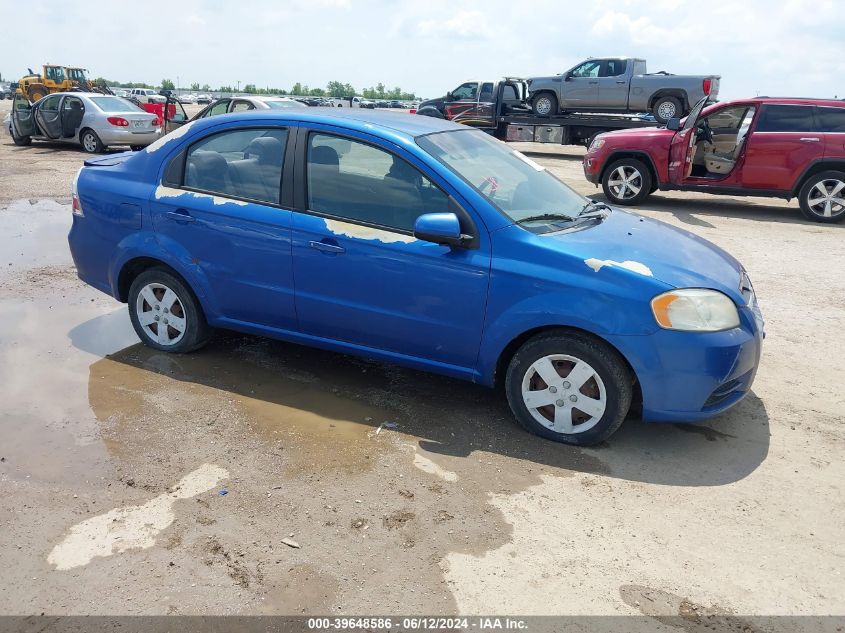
xmin=666 ymin=117 xmax=681 ymax=131
xmin=563 ymin=73 xmax=572 ymax=82
xmin=414 ymin=213 xmax=469 ymax=247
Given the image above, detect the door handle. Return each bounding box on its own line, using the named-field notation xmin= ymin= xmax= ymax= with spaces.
xmin=589 ymin=81 xmax=598 ymax=84
xmin=166 ymin=209 xmax=195 ymax=223
xmin=615 ymin=80 xmax=626 ymax=84
xmin=799 ymin=137 xmax=820 ymax=142
xmin=309 ymin=240 xmax=345 ymax=254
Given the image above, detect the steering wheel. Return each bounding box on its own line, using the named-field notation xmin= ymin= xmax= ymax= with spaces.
xmin=698 ymin=119 xmax=714 ymax=144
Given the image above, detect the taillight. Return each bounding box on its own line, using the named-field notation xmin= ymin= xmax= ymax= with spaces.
xmin=702 ymin=78 xmax=712 ymax=95
xmin=107 ymin=116 xmax=129 ymax=127
xmin=72 ymin=168 xmax=84 ymax=217
xmin=409 ymin=109 xmax=417 ymax=114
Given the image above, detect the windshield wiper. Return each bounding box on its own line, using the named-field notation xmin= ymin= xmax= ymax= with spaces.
xmin=578 ymin=200 xmax=613 ymax=217
xmin=516 ymin=212 xmax=576 ymax=225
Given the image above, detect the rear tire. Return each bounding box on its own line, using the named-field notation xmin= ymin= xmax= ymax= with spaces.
xmin=531 ymin=92 xmax=558 ymax=116
xmin=79 ymin=128 xmax=104 ymax=154
xmin=505 ymin=331 xmax=632 ymax=446
xmin=128 ymin=268 xmax=211 ymax=353
xmin=798 ymin=171 xmax=845 ymax=223
xmin=652 ymin=96 xmax=682 ymax=123
xmin=601 ymin=158 xmax=653 ymax=205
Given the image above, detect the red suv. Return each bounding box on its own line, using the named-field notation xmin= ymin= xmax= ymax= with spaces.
xmin=583 ymin=97 xmax=845 ymax=223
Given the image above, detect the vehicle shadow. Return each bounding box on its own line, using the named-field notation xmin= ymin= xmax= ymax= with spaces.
xmin=2 ymin=138 xmax=131 ymax=155
xmin=592 ymin=192 xmax=845 ymax=229
xmin=74 ymin=320 xmax=770 ymax=489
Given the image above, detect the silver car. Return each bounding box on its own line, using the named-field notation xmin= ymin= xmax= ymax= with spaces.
xmin=192 ymin=95 xmax=307 ymax=120
xmin=9 ymin=91 xmax=160 ymax=153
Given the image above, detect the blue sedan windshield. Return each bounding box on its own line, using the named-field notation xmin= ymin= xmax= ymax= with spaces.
xmin=417 ymin=130 xmax=587 ymax=223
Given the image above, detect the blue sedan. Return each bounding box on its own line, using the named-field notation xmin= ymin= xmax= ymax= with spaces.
xmin=68 ymin=110 xmax=764 ymax=445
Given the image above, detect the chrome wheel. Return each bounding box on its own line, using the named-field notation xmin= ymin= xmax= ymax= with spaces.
xmin=534 ymin=96 xmax=553 ymax=116
xmin=607 ymin=165 xmax=643 ymax=200
xmin=134 ymin=282 xmax=187 ymax=346
xmin=82 ymin=132 xmax=98 ymax=153
xmin=656 ymin=100 xmax=677 ymax=120
xmin=521 ymin=354 xmax=607 ymax=434
xmin=806 ymin=179 xmax=845 ymax=219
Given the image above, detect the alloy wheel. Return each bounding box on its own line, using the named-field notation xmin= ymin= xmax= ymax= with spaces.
xmin=607 ymin=165 xmax=643 ymax=200
xmin=135 ymin=282 xmax=188 ymax=346
xmin=806 ymin=179 xmax=845 ymax=219
xmin=535 ymin=96 xmax=552 ymax=116
xmin=521 ymin=354 xmax=607 ymax=434
xmin=657 ymin=101 xmax=677 ymax=120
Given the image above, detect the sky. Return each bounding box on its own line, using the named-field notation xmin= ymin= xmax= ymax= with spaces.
xmin=0 ymin=0 xmax=841 ymax=100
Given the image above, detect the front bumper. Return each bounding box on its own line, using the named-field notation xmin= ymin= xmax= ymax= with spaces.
xmin=95 ymin=128 xmax=160 ymax=147
xmin=608 ymin=306 xmax=764 ymax=422
xmin=583 ymin=155 xmax=601 ymax=184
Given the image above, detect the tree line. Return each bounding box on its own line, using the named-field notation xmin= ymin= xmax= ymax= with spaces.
xmin=92 ymin=78 xmax=419 ymax=99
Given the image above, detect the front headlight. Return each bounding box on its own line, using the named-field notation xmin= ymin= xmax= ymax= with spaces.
xmin=651 ymin=289 xmax=740 ymax=332
xmin=589 ymin=138 xmax=605 ymax=151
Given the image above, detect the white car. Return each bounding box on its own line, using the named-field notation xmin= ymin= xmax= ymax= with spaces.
xmin=178 ymin=94 xmax=197 ymax=104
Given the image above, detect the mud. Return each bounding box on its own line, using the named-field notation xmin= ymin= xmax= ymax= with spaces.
xmin=1 ymin=124 xmax=844 ymax=617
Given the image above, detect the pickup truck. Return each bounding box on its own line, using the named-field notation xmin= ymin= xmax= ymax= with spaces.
xmin=528 ymin=57 xmax=719 ymax=123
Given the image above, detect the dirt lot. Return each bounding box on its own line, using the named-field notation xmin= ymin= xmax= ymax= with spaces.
xmin=1 ymin=97 xmax=843 ymax=622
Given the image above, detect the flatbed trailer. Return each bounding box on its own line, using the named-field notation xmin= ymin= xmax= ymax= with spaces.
xmin=416 ymin=78 xmax=661 ymax=147
xmin=496 ymin=111 xmax=658 ymax=146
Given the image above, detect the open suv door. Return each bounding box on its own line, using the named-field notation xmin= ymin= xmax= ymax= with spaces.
xmin=668 ymin=97 xmax=709 ymax=183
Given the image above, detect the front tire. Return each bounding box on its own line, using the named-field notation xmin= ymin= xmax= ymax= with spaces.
xmin=798 ymin=171 xmax=845 ymax=223
xmin=601 ymin=158 xmax=652 ymax=205
xmin=505 ymin=332 xmax=632 ymax=445
xmin=652 ymin=96 xmax=682 ymax=123
xmin=128 ymin=268 xmax=211 ymax=353
xmin=531 ymin=92 xmax=558 ymax=116
xmin=79 ymin=128 xmax=104 ymax=154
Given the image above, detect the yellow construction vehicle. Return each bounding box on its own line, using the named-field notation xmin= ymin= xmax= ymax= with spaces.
xmin=16 ymin=65 xmax=108 ymax=101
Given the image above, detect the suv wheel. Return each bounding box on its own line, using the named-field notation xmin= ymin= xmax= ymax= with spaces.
xmin=505 ymin=332 xmax=632 ymax=446
xmin=128 ymin=268 xmax=211 ymax=353
xmin=798 ymin=171 xmax=845 ymax=223
xmin=601 ymin=158 xmax=653 ymax=205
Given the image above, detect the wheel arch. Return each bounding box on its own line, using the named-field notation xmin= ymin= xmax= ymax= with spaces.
xmin=648 ymin=89 xmax=689 ymax=114
xmin=791 ymin=160 xmax=845 ymax=198
xmin=116 ymin=256 xmax=208 ymax=319
xmin=600 ymin=151 xmax=660 ymax=188
xmin=491 ymin=325 xmax=643 ymax=410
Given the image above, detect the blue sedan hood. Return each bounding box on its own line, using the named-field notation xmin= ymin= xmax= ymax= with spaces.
xmin=541 ymin=209 xmax=744 ymax=300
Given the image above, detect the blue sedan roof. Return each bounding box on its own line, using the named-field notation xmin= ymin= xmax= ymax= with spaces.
xmin=190 ymin=108 xmax=467 ymax=140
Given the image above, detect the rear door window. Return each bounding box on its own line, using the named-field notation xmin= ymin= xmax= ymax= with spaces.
xmin=602 ymin=60 xmax=628 ymax=77
xmin=306 ymin=133 xmax=450 ymax=233
xmin=755 ymin=105 xmax=815 ymax=132
xmin=231 ymin=100 xmax=255 ymax=112
xmin=207 ymin=100 xmax=230 ymax=117
xmin=184 ymin=127 xmax=288 ymax=205
xmin=816 ymin=107 xmax=845 ymax=132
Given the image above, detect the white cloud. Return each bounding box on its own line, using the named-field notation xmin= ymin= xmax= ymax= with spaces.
xmin=0 ymin=0 xmax=842 ymax=100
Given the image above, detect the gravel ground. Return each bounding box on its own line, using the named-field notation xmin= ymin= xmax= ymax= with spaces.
xmin=0 ymin=100 xmax=843 ymax=623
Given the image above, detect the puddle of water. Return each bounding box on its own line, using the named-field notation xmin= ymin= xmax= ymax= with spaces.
xmin=0 ymin=297 xmax=137 ymax=483
xmin=0 ymin=200 xmax=72 ymax=273
xmin=87 ymin=335 xmax=403 ymax=475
